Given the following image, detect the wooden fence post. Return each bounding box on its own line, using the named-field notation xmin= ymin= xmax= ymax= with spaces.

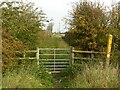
xmin=72 ymin=47 xmax=74 ymax=65
xmin=70 ymin=47 xmax=73 ymax=65
xmin=106 ymin=34 xmax=113 ymax=66
xmin=53 ymin=49 xmax=56 ymax=72
xmin=36 ymin=47 xmax=39 ymax=65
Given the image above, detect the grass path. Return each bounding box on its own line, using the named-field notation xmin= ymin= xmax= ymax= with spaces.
xmin=53 ymin=74 xmax=62 ymax=88
xmin=37 ymin=31 xmax=69 ymax=48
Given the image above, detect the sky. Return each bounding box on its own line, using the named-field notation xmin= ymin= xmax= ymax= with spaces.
xmin=31 ymin=0 xmax=119 ymax=33
xmin=2 ymin=0 xmax=120 ymax=32
xmin=32 ymin=0 xmax=79 ymax=32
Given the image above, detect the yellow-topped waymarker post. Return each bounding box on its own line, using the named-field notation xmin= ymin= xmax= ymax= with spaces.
xmin=106 ymin=34 xmax=113 ymax=66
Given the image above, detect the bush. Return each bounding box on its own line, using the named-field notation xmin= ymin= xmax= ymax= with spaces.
xmin=1 ymin=1 xmax=46 ymax=48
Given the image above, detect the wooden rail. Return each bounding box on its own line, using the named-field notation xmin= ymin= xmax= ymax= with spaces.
xmin=7 ymin=48 xmax=113 ymax=63
xmin=15 ymin=50 xmax=37 ymax=53
xmin=72 ymin=49 xmax=107 ymax=64
xmin=73 ymin=50 xmax=106 ymax=54
xmin=38 ymin=48 xmax=71 ymax=73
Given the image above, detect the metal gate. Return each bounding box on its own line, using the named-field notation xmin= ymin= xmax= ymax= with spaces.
xmin=37 ymin=48 xmax=72 ymax=73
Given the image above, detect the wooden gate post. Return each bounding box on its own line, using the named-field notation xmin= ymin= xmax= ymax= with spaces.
xmin=106 ymin=34 xmax=113 ymax=66
xmin=53 ymin=49 xmax=56 ymax=72
xmin=70 ymin=47 xmax=74 ymax=65
xmin=36 ymin=47 xmax=39 ymax=65
xmin=70 ymin=47 xmax=73 ymax=65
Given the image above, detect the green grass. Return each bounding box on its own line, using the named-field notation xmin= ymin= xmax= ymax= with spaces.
xmin=3 ymin=58 xmax=119 ymax=88
xmin=3 ymin=70 xmax=44 ymax=88
xmin=58 ymin=63 xmax=119 ymax=88
xmin=2 ymin=61 xmax=55 ymax=88
xmin=37 ymin=31 xmax=68 ymax=48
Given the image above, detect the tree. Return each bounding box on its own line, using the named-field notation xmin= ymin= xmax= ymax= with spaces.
xmin=108 ymin=1 xmax=120 ymax=51
xmin=1 ymin=1 xmax=46 ymax=48
xmin=64 ymin=1 xmax=109 ymax=51
xmin=1 ymin=1 xmax=47 ymax=71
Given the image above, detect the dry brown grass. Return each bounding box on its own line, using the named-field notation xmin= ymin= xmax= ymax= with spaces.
xmin=71 ymin=64 xmax=118 ymax=88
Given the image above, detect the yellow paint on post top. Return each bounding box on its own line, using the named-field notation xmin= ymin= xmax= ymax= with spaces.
xmin=106 ymin=34 xmax=113 ymax=66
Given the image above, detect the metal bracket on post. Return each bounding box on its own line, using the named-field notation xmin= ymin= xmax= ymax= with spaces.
xmin=106 ymin=34 xmax=113 ymax=66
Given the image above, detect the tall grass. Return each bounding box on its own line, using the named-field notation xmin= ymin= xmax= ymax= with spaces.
xmin=2 ymin=61 xmax=55 ymax=88
xmin=3 ymin=70 xmax=44 ymax=88
xmin=72 ymin=64 xmax=118 ymax=88
xmin=59 ymin=63 xmax=118 ymax=88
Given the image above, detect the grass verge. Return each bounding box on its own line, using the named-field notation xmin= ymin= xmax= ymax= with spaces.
xmin=2 ymin=61 xmax=55 ymax=88
xmin=58 ymin=63 xmax=118 ymax=88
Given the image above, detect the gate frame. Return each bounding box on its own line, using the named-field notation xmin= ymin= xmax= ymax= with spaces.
xmin=37 ymin=48 xmax=72 ymax=73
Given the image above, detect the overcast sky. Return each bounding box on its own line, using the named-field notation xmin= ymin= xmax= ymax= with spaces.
xmin=33 ymin=0 xmax=79 ymax=32
xmin=32 ymin=0 xmax=119 ymax=32
xmin=3 ymin=0 xmax=120 ymax=32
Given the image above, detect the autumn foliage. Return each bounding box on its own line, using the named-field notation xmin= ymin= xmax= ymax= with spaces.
xmin=1 ymin=1 xmax=46 ymax=71
xmin=63 ymin=1 xmax=120 ymax=52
